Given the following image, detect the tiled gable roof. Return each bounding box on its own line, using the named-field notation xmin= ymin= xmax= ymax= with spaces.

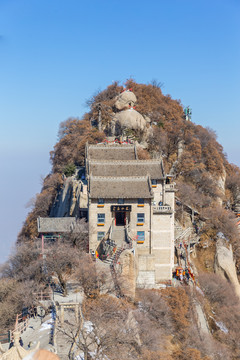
xmin=87 ymin=144 xmax=137 ymax=160
xmin=89 ymin=176 xmax=153 ymax=199
xmin=37 ymin=217 xmax=77 ymax=233
xmin=88 ymin=160 xmax=164 ymax=179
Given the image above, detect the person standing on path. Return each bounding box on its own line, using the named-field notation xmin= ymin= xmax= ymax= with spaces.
xmin=19 ymin=337 xmax=24 ymax=346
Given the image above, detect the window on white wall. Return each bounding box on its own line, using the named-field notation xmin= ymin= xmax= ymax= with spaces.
xmin=97 ymin=232 xmax=105 ymax=241
xmin=137 ymin=213 xmax=145 ymax=223
xmin=137 ymin=231 xmax=145 ymax=243
xmin=97 ymin=213 xmax=105 ymax=224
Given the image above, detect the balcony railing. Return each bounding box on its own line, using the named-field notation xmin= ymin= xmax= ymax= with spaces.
xmin=153 ymin=206 xmax=173 ymax=214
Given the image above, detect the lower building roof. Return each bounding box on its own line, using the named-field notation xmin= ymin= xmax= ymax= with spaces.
xmin=89 ymin=176 xmax=153 ymax=199
xmin=37 ymin=217 xmax=77 ymax=233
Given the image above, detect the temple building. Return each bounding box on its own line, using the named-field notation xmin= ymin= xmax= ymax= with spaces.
xmin=86 ymin=142 xmax=175 ymax=287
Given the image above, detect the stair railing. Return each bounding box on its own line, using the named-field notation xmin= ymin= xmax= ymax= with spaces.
xmin=110 ymin=246 xmax=125 ymax=297
xmin=109 ymin=218 xmax=114 ymax=239
xmin=96 ymin=219 xmax=115 ymax=259
xmin=124 ymin=221 xmax=133 ymax=249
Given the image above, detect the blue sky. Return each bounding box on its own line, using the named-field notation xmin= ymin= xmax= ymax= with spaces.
xmin=0 ymin=0 xmax=239 ymax=263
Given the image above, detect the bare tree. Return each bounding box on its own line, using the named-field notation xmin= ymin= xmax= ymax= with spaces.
xmin=45 ymin=242 xmax=82 ymax=296
xmin=62 ymin=218 xmax=89 ymax=251
xmin=59 ymin=296 xmax=139 ymax=360
xmin=74 ymin=254 xmax=110 ymax=298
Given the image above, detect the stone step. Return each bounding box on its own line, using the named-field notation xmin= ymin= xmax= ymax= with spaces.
xmin=103 ymin=248 xmax=123 ymax=265
xmin=111 ymin=228 xmax=126 ymax=240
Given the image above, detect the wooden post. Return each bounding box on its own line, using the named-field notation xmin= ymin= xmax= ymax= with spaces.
xmin=41 ymin=234 xmax=44 ymax=255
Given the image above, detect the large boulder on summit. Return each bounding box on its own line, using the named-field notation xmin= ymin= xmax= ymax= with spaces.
xmin=114 ymin=90 xmax=137 ymax=110
xmin=214 ymin=237 xmax=240 ymax=299
xmin=112 ymin=108 xmax=146 ymax=136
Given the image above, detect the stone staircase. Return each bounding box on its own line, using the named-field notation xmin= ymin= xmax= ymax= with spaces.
xmin=102 ymin=226 xmax=125 ymax=264
xmin=174 ymin=223 xmax=201 ymax=284
xmin=111 ymin=226 xmax=126 ymax=244
xmin=103 ymin=226 xmax=125 ymax=266
xmin=104 ymin=247 xmax=122 ymax=265
xmin=103 ymin=246 xmax=125 ymax=297
xmin=102 ymin=226 xmax=127 ymax=297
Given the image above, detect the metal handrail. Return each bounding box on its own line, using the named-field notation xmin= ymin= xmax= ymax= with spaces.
xmin=97 ymin=219 xmax=114 ymax=248
xmin=124 ymin=224 xmax=133 ymax=248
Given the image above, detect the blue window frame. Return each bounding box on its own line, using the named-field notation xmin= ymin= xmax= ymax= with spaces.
xmin=98 ymin=198 xmax=104 ymax=204
xmin=151 ymin=179 xmax=157 ymax=185
xmin=118 ymin=198 xmax=124 ymax=204
xmin=137 ymin=231 xmax=145 ymax=242
xmin=137 ymin=213 xmax=145 ymax=223
xmin=97 ymin=213 xmax=105 ymax=224
xmin=97 ymin=232 xmax=105 ymax=241
xmin=138 ymin=198 xmax=144 ymax=205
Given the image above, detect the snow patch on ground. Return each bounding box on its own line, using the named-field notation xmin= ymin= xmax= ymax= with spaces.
xmin=39 ymin=319 xmax=53 ymax=332
xmin=83 ymin=321 xmax=93 ymax=333
xmin=216 ymin=321 xmax=228 ymax=334
xmin=196 ymin=286 xmax=204 ymax=296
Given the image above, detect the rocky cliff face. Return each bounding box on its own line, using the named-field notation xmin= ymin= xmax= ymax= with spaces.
xmin=214 ymin=237 xmax=240 ymax=299
xmin=50 ymin=175 xmax=87 ymax=218
xmin=215 ymin=168 xmax=226 ymax=205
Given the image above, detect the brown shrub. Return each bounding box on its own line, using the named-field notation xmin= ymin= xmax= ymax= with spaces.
xmin=50 ymin=119 xmax=105 ymax=173
xmin=137 ymin=289 xmax=173 ymax=334
xmin=18 ymin=173 xmax=63 ymax=241
xmin=161 ymin=287 xmax=190 ymax=342
xmin=137 ymin=147 xmax=151 ymax=160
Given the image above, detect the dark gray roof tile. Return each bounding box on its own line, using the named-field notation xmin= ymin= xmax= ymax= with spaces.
xmin=89 ymin=176 xmax=153 ymax=199
xmin=37 ymin=217 xmax=77 ymax=233
xmin=87 ymin=144 xmax=137 ymax=160
xmin=88 ymin=160 xmax=164 ymax=179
